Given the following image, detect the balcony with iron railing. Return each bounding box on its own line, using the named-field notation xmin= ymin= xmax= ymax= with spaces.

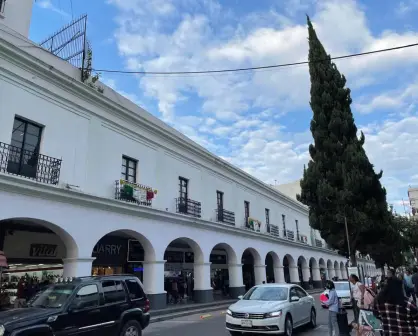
xmin=215 ymin=208 xmax=235 ymax=226
xmin=315 ymin=239 xmax=323 ymax=248
xmin=242 ymin=217 xmax=261 ymax=232
xmin=267 ymin=224 xmax=280 ymax=238
xmin=0 ymin=142 xmax=62 ymax=185
xmin=115 ymin=179 xmax=155 ymax=206
xmin=176 ymin=197 xmax=201 ymax=218
xmin=286 ymin=230 xmax=295 ymax=241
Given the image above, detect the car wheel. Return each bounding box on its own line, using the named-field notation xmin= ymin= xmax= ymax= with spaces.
xmin=120 ymin=320 xmax=142 ymax=336
xmin=309 ymin=308 xmax=316 ymax=328
xmin=228 ymin=332 xmax=241 ymax=336
xmin=284 ymin=315 xmax=293 ymax=336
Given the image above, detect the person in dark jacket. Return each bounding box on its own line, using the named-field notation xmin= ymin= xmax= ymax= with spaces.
xmin=411 ymin=267 xmax=418 ymax=303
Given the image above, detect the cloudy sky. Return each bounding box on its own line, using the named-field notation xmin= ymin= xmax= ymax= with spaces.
xmin=31 ymin=0 xmax=418 ymax=213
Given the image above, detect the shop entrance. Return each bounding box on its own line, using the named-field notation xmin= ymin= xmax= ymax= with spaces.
xmin=241 ymin=249 xmax=256 ymax=291
xmin=210 ymin=243 xmax=233 ymax=299
xmin=0 ymin=217 xmax=77 ymax=308
xmin=90 ymin=231 xmax=147 ymax=282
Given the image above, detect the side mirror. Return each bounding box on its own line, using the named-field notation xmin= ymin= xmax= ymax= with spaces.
xmin=290 ymin=296 xmax=300 ymax=302
xmin=237 ymin=295 xmax=243 ymax=300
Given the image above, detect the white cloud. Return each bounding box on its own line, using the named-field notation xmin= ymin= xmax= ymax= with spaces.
xmin=37 ymin=0 xmax=70 ymax=17
xmin=107 ymin=0 xmax=418 ymax=213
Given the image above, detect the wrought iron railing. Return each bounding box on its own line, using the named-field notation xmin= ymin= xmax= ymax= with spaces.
xmin=267 ymin=224 xmax=280 ymax=238
xmin=315 ymin=239 xmax=323 ymax=248
xmin=115 ymin=180 xmax=153 ymax=206
xmin=176 ymin=197 xmax=201 ymax=218
xmin=286 ymin=230 xmax=295 ymax=241
xmin=0 ymin=142 xmax=61 ymax=185
xmin=215 ymin=208 xmax=235 ymax=225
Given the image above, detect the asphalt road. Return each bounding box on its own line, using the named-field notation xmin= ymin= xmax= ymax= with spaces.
xmin=144 ymin=294 xmax=354 ymax=336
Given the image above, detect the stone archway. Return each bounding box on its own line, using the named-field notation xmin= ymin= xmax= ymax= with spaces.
xmin=265 ymin=251 xmax=281 ymax=283
xmin=309 ymin=258 xmax=321 ymax=288
xmin=283 ymin=254 xmax=297 ymax=283
xmin=241 ymin=248 xmax=263 ymax=291
xmin=297 ymin=256 xmax=310 ymax=289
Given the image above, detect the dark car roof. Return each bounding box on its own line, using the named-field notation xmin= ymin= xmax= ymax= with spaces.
xmin=77 ymin=274 xmax=140 ymax=281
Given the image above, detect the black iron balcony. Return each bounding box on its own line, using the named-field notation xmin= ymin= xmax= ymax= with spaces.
xmin=215 ymin=208 xmax=235 ymax=225
xmin=267 ymin=224 xmax=280 ymax=238
xmin=176 ymin=197 xmax=201 ymax=218
xmin=315 ymin=239 xmax=323 ymax=248
xmin=115 ymin=179 xmax=154 ymax=206
xmin=286 ymin=230 xmax=295 ymax=241
xmin=0 ymin=141 xmax=61 ymax=185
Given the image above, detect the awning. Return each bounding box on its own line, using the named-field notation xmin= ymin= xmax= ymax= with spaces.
xmin=0 ymin=250 xmax=7 ymax=268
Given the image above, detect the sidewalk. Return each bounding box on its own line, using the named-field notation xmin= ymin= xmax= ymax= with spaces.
xmin=151 ymin=288 xmax=323 ymax=323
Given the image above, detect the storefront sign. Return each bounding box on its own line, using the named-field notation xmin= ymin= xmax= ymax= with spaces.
xmin=93 ymin=244 xmax=122 ymax=255
xmin=29 ymin=244 xmax=58 ymax=258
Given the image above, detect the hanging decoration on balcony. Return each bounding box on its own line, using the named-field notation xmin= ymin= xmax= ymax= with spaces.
xmin=247 ymin=217 xmax=261 ymax=232
xmin=119 ymin=179 xmax=157 ymax=203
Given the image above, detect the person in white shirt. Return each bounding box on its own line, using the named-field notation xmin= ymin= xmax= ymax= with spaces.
xmin=349 ymin=274 xmax=365 ymax=323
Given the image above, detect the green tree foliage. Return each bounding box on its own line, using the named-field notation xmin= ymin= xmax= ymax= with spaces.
xmin=297 ymin=17 xmax=389 ymax=265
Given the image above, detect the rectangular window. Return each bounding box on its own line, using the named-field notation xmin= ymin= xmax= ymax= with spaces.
xmin=7 ymin=117 xmax=43 ymax=179
xmin=295 ymin=219 xmax=299 ymax=240
xmin=265 ymin=208 xmax=270 ymax=225
xmin=179 ymin=177 xmax=188 ymax=200
xmin=102 ymin=280 xmax=126 ymax=304
xmin=0 ymin=0 xmax=5 ymax=13
xmin=121 ymin=156 xmax=137 ymax=183
xmin=244 ymin=201 xmax=250 ymax=221
xmin=125 ymin=279 xmax=146 ymax=300
xmin=217 ymin=191 xmax=224 ymax=209
xmin=282 ymin=214 xmax=286 ymax=237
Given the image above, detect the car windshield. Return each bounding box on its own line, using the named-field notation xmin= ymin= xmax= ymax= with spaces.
xmin=30 ymin=284 xmax=76 ymax=308
xmin=243 ymin=286 xmax=288 ymax=301
xmin=334 ymin=283 xmax=349 ymax=291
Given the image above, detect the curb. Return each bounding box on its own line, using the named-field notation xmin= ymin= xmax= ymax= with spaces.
xmin=150 ymin=304 xmax=231 ymax=323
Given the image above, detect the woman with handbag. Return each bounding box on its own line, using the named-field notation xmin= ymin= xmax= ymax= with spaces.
xmin=323 ymin=280 xmax=340 ymax=336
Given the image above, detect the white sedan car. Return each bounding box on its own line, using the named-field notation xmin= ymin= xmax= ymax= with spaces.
xmin=226 ymin=283 xmax=316 ymax=336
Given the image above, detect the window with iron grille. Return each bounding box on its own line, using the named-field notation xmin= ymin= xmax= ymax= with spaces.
xmin=121 ymin=156 xmax=137 ymax=183
xmin=244 ymin=201 xmax=250 ymax=222
xmin=265 ymin=208 xmax=270 ymax=225
xmin=217 ymin=191 xmax=224 ymax=210
xmin=282 ymin=214 xmax=286 ymax=237
xmin=179 ymin=177 xmax=188 ymax=199
xmin=7 ymin=116 xmax=43 ymax=179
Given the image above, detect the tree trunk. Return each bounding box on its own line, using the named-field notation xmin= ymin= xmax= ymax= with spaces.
xmin=350 ymin=252 xmax=357 ymax=266
xmin=380 ymin=267 xmax=385 ymax=278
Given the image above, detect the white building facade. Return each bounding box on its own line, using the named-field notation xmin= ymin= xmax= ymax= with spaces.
xmin=0 ymin=1 xmax=378 ymax=309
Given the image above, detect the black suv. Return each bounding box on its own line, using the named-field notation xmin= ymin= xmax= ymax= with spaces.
xmin=0 ymin=275 xmax=150 ymax=336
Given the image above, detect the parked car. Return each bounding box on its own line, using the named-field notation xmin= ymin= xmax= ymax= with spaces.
xmin=0 ymin=275 xmax=150 ymax=336
xmin=320 ymin=281 xmax=351 ymax=308
xmin=226 ymin=283 xmax=316 ymax=336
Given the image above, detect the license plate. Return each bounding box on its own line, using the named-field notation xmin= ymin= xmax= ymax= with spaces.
xmin=241 ymin=320 xmax=253 ymax=327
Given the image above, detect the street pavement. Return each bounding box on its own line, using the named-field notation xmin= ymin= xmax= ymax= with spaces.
xmin=144 ymin=294 xmax=354 ymax=335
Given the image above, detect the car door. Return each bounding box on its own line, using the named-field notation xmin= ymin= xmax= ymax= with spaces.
xmin=288 ymin=287 xmax=303 ymax=325
xmin=58 ymin=284 xmax=103 ymax=336
xmin=295 ymin=287 xmax=311 ymax=323
xmin=99 ymin=280 xmax=129 ymax=336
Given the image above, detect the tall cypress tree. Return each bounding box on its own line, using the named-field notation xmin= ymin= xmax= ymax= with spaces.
xmin=297 ymin=17 xmax=389 ymax=265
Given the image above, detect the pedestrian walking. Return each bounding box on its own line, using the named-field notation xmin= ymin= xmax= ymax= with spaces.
xmin=411 ymin=267 xmax=418 ymax=303
xmin=349 ymin=274 xmax=365 ymax=323
xmin=373 ymin=277 xmax=418 ymax=335
xmin=323 ymin=280 xmax=339 ymax=336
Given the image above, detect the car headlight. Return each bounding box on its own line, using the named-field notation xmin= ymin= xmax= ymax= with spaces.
xmin=0 ymin=324 xmax=5 ymax=336
xmin=266 ymin=310 xmax=282 ymax=318
xmin=226 ymin=309 xmax=232 ymax=316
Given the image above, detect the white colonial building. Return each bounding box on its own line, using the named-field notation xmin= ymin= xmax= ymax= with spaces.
xmin=0 ymin=0 xmax=378 ymax=309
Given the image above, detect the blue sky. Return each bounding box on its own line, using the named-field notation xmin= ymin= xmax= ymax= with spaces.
xmin=31 ymin=0 xmax=418 ymax=213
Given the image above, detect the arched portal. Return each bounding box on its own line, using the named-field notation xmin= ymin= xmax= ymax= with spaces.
xmin=1 ymin=217 xmax=79 ymax=286
xmin=334 ymin=261 xmax=340 ymax=280
xmin=163 ymin=237 xmax=204 ymax=304
xmin=265 ymin=251 xmax=280 ymax=283
xmin=309 ymin=258 xmax=321 ymax=288
xmin=340 ymin=261 xmax=346 ymax=280
xmin=327 ymin=260 xmax=334 ymax=280
xmin=209 ymin=243 xmax=238 ymax=299
xmin=297 ymin=256 xmax=309 ymax=289
xmin=319 ymin=258 xmax=326 ymax=285
xmin=283 ymin=254 xmax=297 ymax=283
xmin=242 ymin=248 xmax=262 ymax=291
